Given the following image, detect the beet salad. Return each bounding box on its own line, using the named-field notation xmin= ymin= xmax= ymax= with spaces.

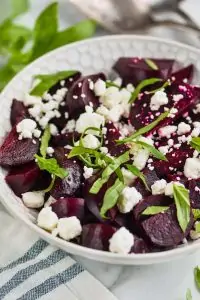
xmin=1 ymin=57 xmax=200 ymax=255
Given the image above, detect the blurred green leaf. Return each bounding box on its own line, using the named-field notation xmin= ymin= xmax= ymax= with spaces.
xmin=11 ymin=0 xmax=29 ymax=18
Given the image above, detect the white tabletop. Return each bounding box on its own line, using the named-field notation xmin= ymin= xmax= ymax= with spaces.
xmin=2 ymin=0 xmax=200 ymax=299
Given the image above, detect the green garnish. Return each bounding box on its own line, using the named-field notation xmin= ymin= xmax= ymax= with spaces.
xmin=135 ymin=141 xmax=167 ymax=161
xmin=145 ymin=59 xmax=158 ymax=70
xmin=186 ymin=288 xmax=192 ymax=300
xmin=40 ymin=126 xmax=51 ymax=158
xmin=125 ymin=164 xmax=150 ymax=191
xmin=117 ymin=110 xmax=169 ymax=145
xmin=80 ymin=127 xmax=103 ymax=148
xmin=68 ymin=146 xmax=104 ymax=168
xmin=90 ymin=151 xmax=130 ymax=194
xmin=190 ymin=137 xmax=200 ymax=152
xmin=35 ymin=155 xmax=68 ymax=179
xmin=192 ymin=209 xmax=200 ymax=221
xmin=195 ymin=222 xmax=200 ymax=233
xmin=100 ymin=178 xmax=125 ymax=218
xmin=142 ymin=206 xmax=169 ymax=215
xmin=43 ymin=175 xmax=56 ymax=193
xmin=173 ymin=184 xmax=190 ymax=232
xmin=129 ymin=78 xmax=162 ymax=104
xmin=146 ymin=80 xmax=170 ymax=94
xmin=30 ymin=70 xmax=78 ymax=96
xmin=194 ymin=266 xmax=200 ymax=290
xmin=106 ymin=81 xmax=120 ymax=88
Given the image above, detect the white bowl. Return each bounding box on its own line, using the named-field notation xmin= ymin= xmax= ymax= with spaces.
xmin=1 ymin=35 xmax=200 ymax=265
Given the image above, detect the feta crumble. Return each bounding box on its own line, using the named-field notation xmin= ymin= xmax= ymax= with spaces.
xmin=133 ymin=149 xmax=149 ymax=171
xmin=76 ymin=111 xmax=105 ymax=134
xmin=150 ymin=91 xmax=168 ymax=111
xmin=151 ymin=179 xmax=167 ymax=195
xmin=100 ymin=86 xmax=121 ymax=109
xmin=184 ymin=158 xmax=200 ymax=179
xmin=165 ymin=181 xmax=184 ymax=197
xmin=177 ymin=122 xmax=191 ymax=135
xmin=94 ymin=79 xmax=106 ymax=96
xmin=118 ymin=186 xmax=142 ymax=213
xmin=37 ymin=207 xmax=58 ymax=231
xmin=109 ymin=227 xmax=134 ymax=254
xmin=16 ymin=119 xmax=38 ymax=140
xmin=57 ymin=217 xmax=82 ymax=241
xmin=46 ymin=147 xmax=54 ymax=155
xmin=22 ymin=191 xmax=45 ymax=208
xmin=83 ymin=166 xmax=94 ymax=179
xmin=158 ymin=125 xmax=177 ymax=138
xmin=121 ymin=167 xmax=137 ymax=186
xmin=81 ymin=134 xmax=100 ymax=149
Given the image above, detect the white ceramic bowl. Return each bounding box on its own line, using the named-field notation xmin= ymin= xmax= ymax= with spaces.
xmin=1 ymin=35 xmax=200 ymax=265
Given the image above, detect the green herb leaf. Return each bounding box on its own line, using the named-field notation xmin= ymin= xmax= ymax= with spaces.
xmin=43 ymin=175 xmax=56 ymax=193
xmin=146 ymin=80 xmax=170 ymax=94
xmin=35 ymin=154 xmax=68 ymax=179
xmin=136 ymin=141 xmax=167 ymax=161
xmin=100 ymin=178 xmax=125 ymax=218
xmin=30 ymin=70 xmax=78 ymax=96
xmin=90 ymin=151 xmax=130 ymax=194
xmin=68 ymin=146 xmax=100 ymax=159
xmin=11 ymin=0 xmax=29 ymax=18
xmin=129 ymin=78 xmax=162 ymax=104
xmin=106 ymin=81 xmax=120 ymax=88
xmin=117 ymin=111 xmax=169 ymax=144
xmin=194 ymin=266 xmax=200 ymax=290
xmin=173 ymin=184 xmax=190 ymax=232
xmin=186 ymin=288 xmax=192 ymax=300
xmin=31 ymin=2 xmax=58 ymax=61
xmin=40 ymin=126 xmax=51 ymax=158
xmin=126 ymin=164 xmax=150 ymax=191
xmin=192 ymin=209 xmax=200 ymax=220
xmin=195 ymin=222 xmax=200 ymax=233
xmin=145 ymin=59 xmax=158 ymax=70
xmin=190 ymin=137 xmax=200 ymax=152
xmin=142 ymin=206 xmax=169 ymax=215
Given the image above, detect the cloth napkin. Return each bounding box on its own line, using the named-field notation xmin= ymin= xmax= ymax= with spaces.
xmin=0 ymin=205 xmax=118 ymax=300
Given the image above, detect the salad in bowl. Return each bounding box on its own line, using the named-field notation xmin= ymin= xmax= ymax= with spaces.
xmin=1 ymin=43 xmax=200 ymax=258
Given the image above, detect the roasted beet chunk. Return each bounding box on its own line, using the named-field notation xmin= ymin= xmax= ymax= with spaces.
xmin=48 ymin=72 xmax=82 ymax=95
xmin=6 ymin=162 xmax=40 ymax=196
xmin=141 ymin=205 xmax=193 ymax=247
xmin=133 ymin=168 xmax=160 ymax=198
xmin=81 ymin=224 xmax=116 ymax=251
xmin=66 ymin=73 xmax=106 ymax=119
xmin=113 ymin=57 xmax=175 ymax=86
xmin=51 ymin=197 xmax=85 ymax=221
xmin=131 ymin=236 xmax=150 ymax=253
xmin=171 ymin=64 xmax=194 ymax=83
xmin=0 ymin=126 xmax=39 ymax=166
xmin=189 ymin=179 xmax=200 ymax=208
xmin=10 ymin=99 xmax=28 ymax=126
xmin=51 ymin=132 xmax=80 ymax=147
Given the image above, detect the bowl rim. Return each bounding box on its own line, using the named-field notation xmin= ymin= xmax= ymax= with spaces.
xmin=1 ymin=34 xmax=200 ymax=264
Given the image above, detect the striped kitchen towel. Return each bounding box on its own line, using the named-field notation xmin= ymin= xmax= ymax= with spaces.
xmin=0 ymin=207 xmax=118 ymax=300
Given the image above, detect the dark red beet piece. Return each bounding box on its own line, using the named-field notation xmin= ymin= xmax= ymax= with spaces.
xmin=81 ymin=224 xmax=116 ymax=251
xmin=51 ymin=197 xmax=85 ymax=221
xmin=189 ymin=179 xmax=200 ymax=209
xmin=131 ymin=236 xmax=150 ymax=254
xmin=51 ymin=132 xmax=80 ymax=147
xmin=141 ymin=205 xmax=193 ymax=247
xmin=0 ymin=126 xmax=39 ymax=166
xmin=10 ymin=99 xmax=28 ymax=126
xmin=66 ymin=73 xmax=106 ymax=119
xmin=48 ymin=72 xmax=82 ymax=95
xmin=5 ymin=162 xmax=40 ymax=196
xmin=171 ymin=64 xmax=194 ymax=83
xmin=113 ymin=57 xmax=175 ymax=86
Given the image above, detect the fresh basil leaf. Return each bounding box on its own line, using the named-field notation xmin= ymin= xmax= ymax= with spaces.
xmin=145 ymin=59 xmax=158 ymax=70
xmin=115 ymin=167 xmax=124 ymax=183
xmin=186 ymin=288 xmax=192 ymax=300
xmin=48 ymin=19 xmax=96 ymax=51
xmin=35 ymin=154 xmax=68 ymax=179
xmin=90 ymin=151 xmax=130 ymax=194
xmin=0 ymin=65 xmax=16 ymax=91
xmin=190 ymin=137 xmax=200 ymax=152
xmin=136 ymin=141 xmax=167 ymax=161
xmin=142 ymin=206 xmax=169 ymax=215
xmin=192 ymin=209 xmax=200 ymax=221
xmin=117 ymin=111 xmax=169 ymax=144
xmin=43 ymin=175 xmax=56 ymax=193
xmin=100 ymin=178 xmax=125 ymax=218
xmin=126 ymin=164 xmax=150 ymax=191
xmin=195 ymin=222 xmax=200 ymax=233
xmin=129 ymin=78 xmax=162 ymax=104
xmin=30 ymin=70 xmax=77 ymax=96
xmin=31 ymin=2 xmax=58 ymax=61
xmin=173 ymin=184 xmax=190 ymax=232
xmin=40 ymin=126 xmax=51 ymax=158
xmin=194 ymin=266 xmax=200 ymax=290
xmin=68 ymin=146 xmax=100 ymax=159
xmin=11 ymin=0 xmax=29 ymax=18
xmin=106 ymin=81 xmax=120 ymax=88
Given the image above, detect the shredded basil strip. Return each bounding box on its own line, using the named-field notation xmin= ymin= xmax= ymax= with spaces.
xmin=100 ymin=178 xmax=125 ymax=218
xmin=145 ymin=59 xmax=159 ymax=70
xmin=135 ymin=141 xmax=167 ymax=161
xmin=195 ymin=222 xmax=200 ymax=233
xmin=35 ymin=155 xmax=68 ymax=179
xmin=146 ymin=80 xmax=170 ymax=94
xmin=117 ymin=110 xmax=169 ymax=144
xmin=40 ymin=126 xmax=51 ymax=158
xmin=173 ymin=184 xmax=190 ymax=232
xmin=90 ymin=151 xmax=130 ymax=194
xmin=80 ymin=126 xmax=103 ymax=148
xmin=190 ymin=137 xmax=200 ymax=152
xmin=129 ymin=77 xmax=162 ymax=104
xmin=125 ymin=164 xmax=150 ymax=191
xmin=194 ymin=266 xmax=200 ymax=290
xmin=193 ymin=209 xmax=200 ymax=221
xmin=43 ymin=175 xmax=56 ymax=193
xmin=142 ymin=206 xmax=169 ymax=215
xmin=106 ymin=80 xmax=120 ymax=88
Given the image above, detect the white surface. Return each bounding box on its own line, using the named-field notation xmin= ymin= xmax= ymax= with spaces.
xmin=0 ymin=0 xmax=200 ymax=299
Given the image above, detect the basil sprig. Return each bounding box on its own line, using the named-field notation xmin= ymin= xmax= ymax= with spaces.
xmin=173 ymin=184 xmax=190 ymax=232
xmin=135 ymin=141 xmax=167 ymax=161
xmin=142 ymin=206 xmax=169 ymax=215
xmin=117 ymin=110 xmax=169 ymax=145
xmin=89 ymin=151 xmax=130 ymax=194
xmin=100 ymin=178 xmax=125 ymax=218
xmin=145 ymin=59 xmax=158 ymax=70
xmin=194 ymin=266 xmax=200 ymax=290
xmin=193 ymin=209 xmax=200 ymax=221
xmin=126 ymin=164 xmax=150 ymax=191
xmin=190 ymin=137 xmax=200 ymax=152
xmin=40 ymin=126 xmax=51 ymax=158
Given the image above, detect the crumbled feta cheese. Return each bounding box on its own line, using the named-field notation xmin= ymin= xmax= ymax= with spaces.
xmin=28 ymin=104 xmax=42 ymax=119
xmin=109 ymin=227 xmax=134 ymax=254
xmin=191 ymin=127 xmax=200 ymax=137
xmin=44 ymin=196 xmax=57 ymax=207
xmin=82 ymin=134 xmax=100 ymax=149
xmin=169 ymin=108 xmax=178 ymax=118
xmin=151 ymin=179 xmax=167 ymax=195
xmin=114 ymin=77 xmax=122 ymax=87
xmin=94 ymin=79 xmax=106 ymax=96
xmin=85 ymin=105 xmax=93 ymax=114
xmin=168 ymin=139 xmax=174 ymax=146
xmin=24 ymin=94 xmax=41 ymax=106
xmin=76 ymin=111 xmax=105 ymax=134
xmin=57 ymin=217 xmax=82 ymax=241
xmin=37 ymin=207 xmax=58 ymax=231
xmin=126 ymin=83 xmax=134 ymax=93
xmin=193 ymin=121 xmax=200 ymax=128
xmin=118 ymin=123 xmax=134 ymax=138
xmin=33 ymin=129 xmax=41 ymax=138
xmin=158 ymin=146 xmax=169 ymax=155
xmin=49 ymin=124 xmax=58 ymax=136
xmin=107 ymin=105 xmax=124 ymax=123
xmin=100 ymin=86 xmax=121 ymax=109
xmin=165 ymin=181 xmax=184 ymax=197
xmin=118 ymin=186 xmax=142 ymax=213
xmin=63 ymin=119 xmax=76 ymax=133
xmin=39 ymin=116 xmax=50 ymax=129
xmin=184 ymin=158 xmax=200 ymax=179
xmin=158 ymin=125 xmax=177 ymax=138
xmin=83 ymin=166 xmax=93 ymax=179
xmin=22 ymin=191 xmax=45 ymax=208
xmin=121 ymin=167 xmax=137 ymax=186
xmin=16 ymin=119 xmax=37 ymax=140
xmin=47 ymin=147 xmax=54 ymax=155
xmin=150 ymin=91 xmax=168 ymax=111
xmin=177 ymin=122 xmax=191 ymax=135
xmin=193 ymin=150 xmax=199 ymax=158
xmin=173 ymin=94 xmax=183 ymax=102
xmin=138 ymin=136 xmax=154 ymax=146
xmin=89 ymin=81 xmax=94 ymax=90
xmin=133 ymin=149 xmax=149 ymax=171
